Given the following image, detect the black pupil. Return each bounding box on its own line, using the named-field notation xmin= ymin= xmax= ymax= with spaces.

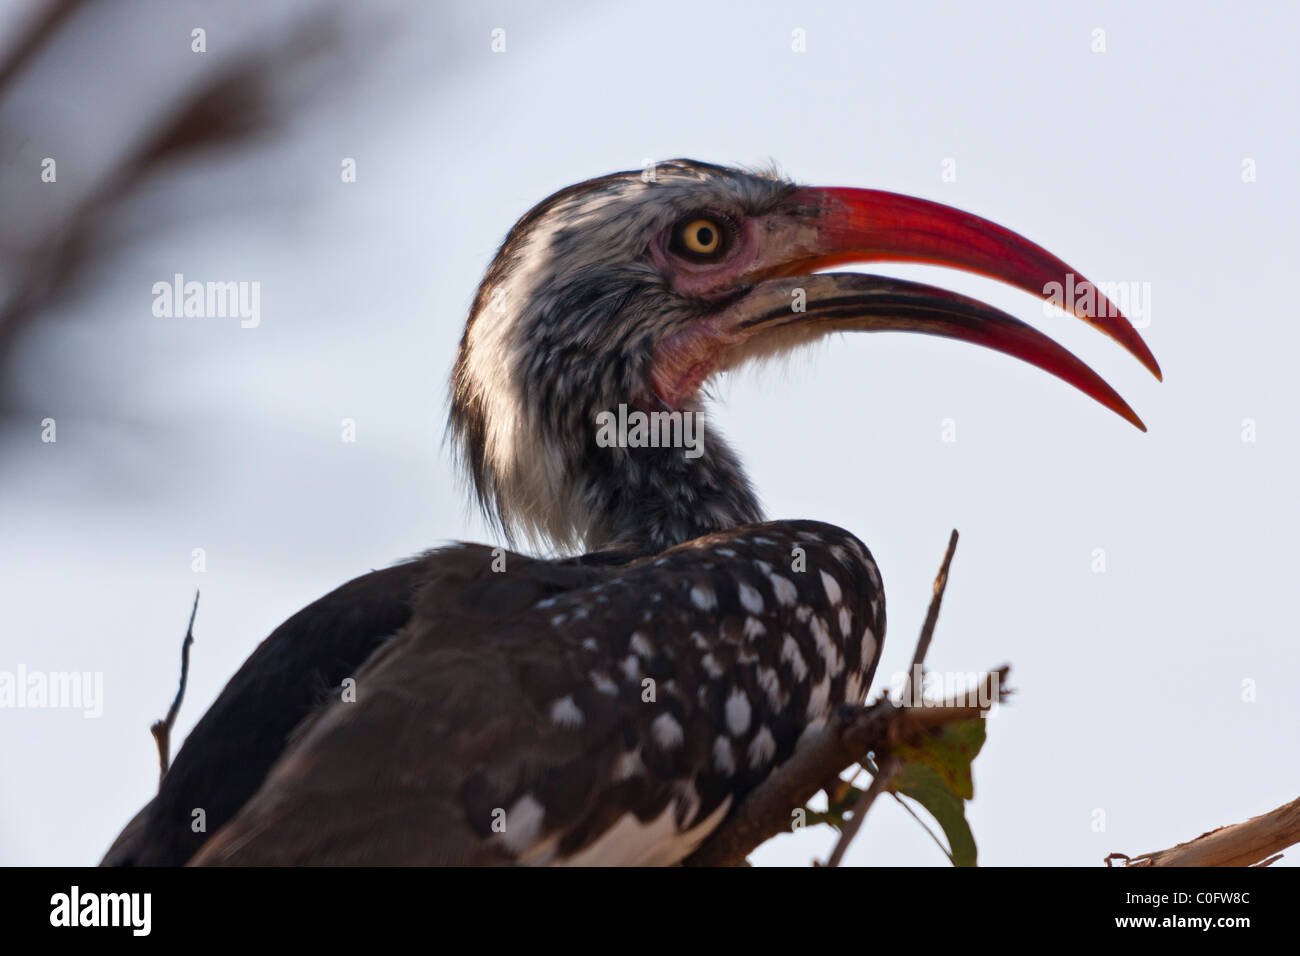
xmin=695 ymin=226 xmax=714 ymax=247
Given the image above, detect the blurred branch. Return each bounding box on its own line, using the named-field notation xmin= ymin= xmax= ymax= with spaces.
xmin=0 ymin=2 xmax=345 ymax=369
xmin=0 ymin=0 xmax=87 ymax=93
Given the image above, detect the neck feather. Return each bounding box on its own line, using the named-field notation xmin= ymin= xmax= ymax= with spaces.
xmin=576 ymin=426 xmax=763 ymax=553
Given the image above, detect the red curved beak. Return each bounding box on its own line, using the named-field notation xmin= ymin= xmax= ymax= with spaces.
xmin=782 ymin=187 xmax=1161 ymax=381
xmin=654 ymin=185 xmax=1160 ymax=430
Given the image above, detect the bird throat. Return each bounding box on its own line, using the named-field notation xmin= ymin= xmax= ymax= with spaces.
xmin=581 ymin=423 xmax=764 ymax=553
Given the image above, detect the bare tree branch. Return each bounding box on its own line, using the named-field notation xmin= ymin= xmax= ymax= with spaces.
xmin=824 ymin=754 xmax=901 ymax=867
xmin=905 ymin=529 xmax=960 ymax=699
xmin=149 ymin=591 xmax=199 ymax=786
xmin=1107 ymin=794 xmax=1300 ymax=867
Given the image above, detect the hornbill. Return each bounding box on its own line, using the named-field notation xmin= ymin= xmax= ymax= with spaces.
xmin=103 ymin=160 xmax=1158 ymax=866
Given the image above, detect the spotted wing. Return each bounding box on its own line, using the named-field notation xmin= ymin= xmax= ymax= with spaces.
xmin=191 ymin=520 xmax=886 ymax=865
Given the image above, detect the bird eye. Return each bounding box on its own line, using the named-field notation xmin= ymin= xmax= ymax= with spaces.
xmin=671 ymin=217 xmax=728 ymax=259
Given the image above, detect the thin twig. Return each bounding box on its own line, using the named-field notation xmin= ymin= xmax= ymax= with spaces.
xmin=824 ymin=529 xmax=959 ymax=867
xmin=903 ymin=528 xmax=959 ymax=704
xmin=149 ymin=590 xmax=199 ymax=787
xmin=824 ymin=755 xmax=901 ymax=866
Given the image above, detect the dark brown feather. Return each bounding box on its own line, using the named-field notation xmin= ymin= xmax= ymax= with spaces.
xmin=191 ymin=521 xmax=884 ymax=865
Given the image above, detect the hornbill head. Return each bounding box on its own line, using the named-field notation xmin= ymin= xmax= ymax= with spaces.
xmin=450 ymin=160 xmax=1159 ymax=554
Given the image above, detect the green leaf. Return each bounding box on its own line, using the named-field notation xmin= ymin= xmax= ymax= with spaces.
xmin=891 ymin=761 xmax=978 ymax=866
xmin=888 ymin=717 xmax=988 ymax=866
xmin=892 ymin=718 xmax=987 ymax=800
xmin=810 ymin=716 xmax=991 ymax=866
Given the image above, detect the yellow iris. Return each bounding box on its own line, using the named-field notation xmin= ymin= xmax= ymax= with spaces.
xmin=680 ymin=219 xmax=721 ymax=255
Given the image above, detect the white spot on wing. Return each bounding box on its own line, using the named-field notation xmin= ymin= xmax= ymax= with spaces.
xmin=500 ymin=794 xmax=546 ymax=854
xmin=702 ymin=653 xmax=724 ymax=678
xmin=725 ymin=688 xmax=752 ymax=736
xmin=820 ymin=570 xmax=842 ymax=605
xmin=861 ymin=627 xmax=878 ymax=666
xmin=738 ymin=582 xmax=764 ymax=614
xmin=550 ymin=695 xmax=583 ymax=727
xmin=713 ymin=737 xmax=735 ymax=774
xmin=757 ymin=666 xmax=785 ymax=710
xmin=651 ymin=712 xmax=684 ymax=750
xmin=690 ymin=584 xmax=717 ymax=611
xmin=747 ymin=726 xmax=776 ymax=768
xmin=591 ymin=672 xmax=618 ymax=695
xmin=614 ymin=749 xmax=644 ymax=780
xmin=620 ymin=655 xmax=640 ymax=681
xmin=781 ymin=634 xmax=808 ymax=681
xmin=811 ymin=615 xmax=844 ymax=677
xmin=807 ymin=675 xmax=831 ymax=719
xmin=845 ymin=672 xmax=864 ymax=704
xmin=768 ymin=573 xmax=797 ymax=608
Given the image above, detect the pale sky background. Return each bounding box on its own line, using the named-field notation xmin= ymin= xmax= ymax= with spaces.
xmin=1 ymin=0 xmax=1297 ymax=867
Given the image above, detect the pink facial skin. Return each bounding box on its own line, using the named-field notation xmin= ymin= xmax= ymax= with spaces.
xmin=645 ymin=211 xmax=787 ymax=408
xmin=645 ymin=211 xmax=767 ymax=301
xmin=649 ymin=319 xmax=740 ymax=411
